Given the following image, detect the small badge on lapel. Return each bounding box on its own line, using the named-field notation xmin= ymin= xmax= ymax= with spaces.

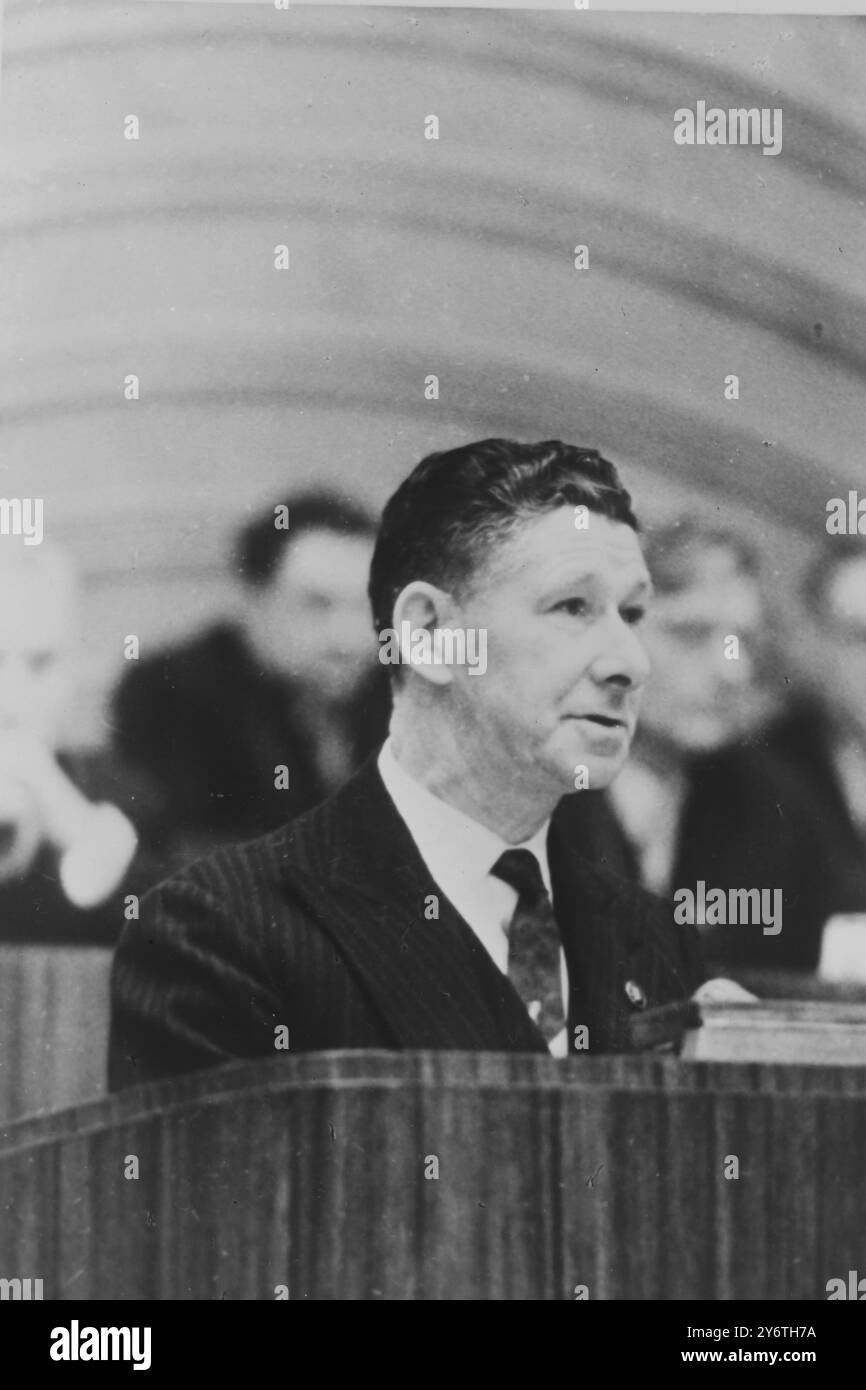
xmin=624 ymin=979 xmax=647 ymax=1010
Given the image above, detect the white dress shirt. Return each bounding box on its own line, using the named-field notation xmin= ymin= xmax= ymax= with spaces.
xmin=377 ymin=739 xmax=569 ymax=1056
xmin=832 ymin=737 xmax=866 ymax=839
xmin=607 ymin=759 xmax=687 ymax=896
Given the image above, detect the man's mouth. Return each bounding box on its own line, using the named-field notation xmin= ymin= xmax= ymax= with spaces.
xmin=569 ymin=713 xmax=628 ymax=729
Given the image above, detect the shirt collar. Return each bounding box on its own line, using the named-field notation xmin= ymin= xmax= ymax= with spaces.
xmin=377 ymin=738 xmax=552 ymax=894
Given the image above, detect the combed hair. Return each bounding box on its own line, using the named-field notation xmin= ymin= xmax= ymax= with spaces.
xmin=368 ymin=438 xmax=638 ymax=637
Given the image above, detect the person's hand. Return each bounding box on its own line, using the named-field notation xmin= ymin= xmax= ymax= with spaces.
xmin=692 ymin=977 xmax=760 ymax=1005
xmin=0 ymin=731 xmax=137 ymax=908
xmin=0 ymin=770 xmax=43 ymax=882
xmin=0 ymin=730 xmax=90 ymax=853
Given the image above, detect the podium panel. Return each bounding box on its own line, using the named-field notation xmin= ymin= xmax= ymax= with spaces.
xmin=1 ymin=1052 xmax=865 ymax=1300
xmin=0 ymin=947 xmax=112 ymax=1124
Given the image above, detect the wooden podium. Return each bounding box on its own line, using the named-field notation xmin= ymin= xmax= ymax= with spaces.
xmin=0 ymin=946 xmax=112 ymax=1124
xmin=1 ymin=1049 xmax=865 ymax=1300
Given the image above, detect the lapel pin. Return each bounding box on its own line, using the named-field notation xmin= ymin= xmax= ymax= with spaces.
xmin=624 ymin=979 xmax=647 ymax=1010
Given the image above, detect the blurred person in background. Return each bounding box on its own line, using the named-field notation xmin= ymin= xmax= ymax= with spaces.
xmin=111 ymin=491 xmax=390 ymax=876
xmin=763 ymin=539 xmax=866 ymax=926
xmin=563 ymin=518 xmax=844 ymax=976
xmin=0 ymin=545 xmax=138 ymax=943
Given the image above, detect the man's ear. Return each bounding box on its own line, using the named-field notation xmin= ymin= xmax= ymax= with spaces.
xmin=390 ymin=581 xmax=457 ymax=687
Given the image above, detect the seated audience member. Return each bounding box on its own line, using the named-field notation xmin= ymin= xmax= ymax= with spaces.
xmin=561 ymin=519 xmax=850 ymax=975
xmin=110 ymin=438 xmax=707 ymax=1088
xmin=111 ymin=492 xmax=390 ymax=874
xmin=763 ymin=539 xmax=866 ymax=922
xmin=0 ymin=546 xmax=138 ymax=943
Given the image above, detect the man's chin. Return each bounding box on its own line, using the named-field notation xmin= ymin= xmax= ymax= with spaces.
xmin=679 ymin=720 xmax=738 ymax=756
xmin=547 ymin=745 xmax=631 ymax=795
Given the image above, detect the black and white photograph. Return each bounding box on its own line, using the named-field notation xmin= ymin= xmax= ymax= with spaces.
xmin=1 ymin=0 xmax=865 ymax=1333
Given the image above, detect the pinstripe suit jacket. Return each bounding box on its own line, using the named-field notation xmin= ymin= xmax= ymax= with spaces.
xmin=108 ymin=755 xmax=704 ymax=1088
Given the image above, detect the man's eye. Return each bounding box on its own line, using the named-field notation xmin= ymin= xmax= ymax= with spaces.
xmin=622 ymin=607 xmax=646 ymax=627
xmin=554 ymin=598 xmax=588 ymax=617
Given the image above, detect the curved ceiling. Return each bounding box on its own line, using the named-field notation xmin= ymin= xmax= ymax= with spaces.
xmin=2 ymin=2 xmax=865 ymax=567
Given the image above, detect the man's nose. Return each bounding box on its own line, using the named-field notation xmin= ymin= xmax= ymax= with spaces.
xmin=589 ymin=614 xmax=652 ymax=688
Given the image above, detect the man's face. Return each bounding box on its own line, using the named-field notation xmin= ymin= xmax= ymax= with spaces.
xmin=445 ymin=508 xmax=652 ymax=799
xmin=0 ymin=564 xmax=77 ymax=749
xmin=636 ymin=546 xmax=764 ymax=754
xmin=813 ymin=557 xmax=866 ymax=742
xmin=250 ymin=528 xmax=376 ymax=701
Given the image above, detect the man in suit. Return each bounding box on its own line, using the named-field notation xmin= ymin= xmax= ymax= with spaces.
xmin=109 ymin=438 xmax=705 ymax=1088
xmin=111 ymin=491 xmax=390 ymax=879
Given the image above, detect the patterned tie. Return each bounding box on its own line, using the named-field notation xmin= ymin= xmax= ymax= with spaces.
xmin=491 ymin=848 xmax=566 ymax=1044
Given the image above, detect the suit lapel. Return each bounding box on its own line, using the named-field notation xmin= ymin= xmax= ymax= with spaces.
xmin=280 ymin=759 xmax=687 ymax=1055
xmin=549 ymin=802 xmax=691 ymax=1052
xmin=281 ymin=759 xmax=550 ymax=1053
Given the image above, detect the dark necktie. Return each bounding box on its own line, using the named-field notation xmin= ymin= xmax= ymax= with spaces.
xmin=491 ymin=848 xmax=566 ymax=1044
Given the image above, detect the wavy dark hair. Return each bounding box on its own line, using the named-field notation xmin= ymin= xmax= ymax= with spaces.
xmin=368 ymin=437 xmax=638 ymax=641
